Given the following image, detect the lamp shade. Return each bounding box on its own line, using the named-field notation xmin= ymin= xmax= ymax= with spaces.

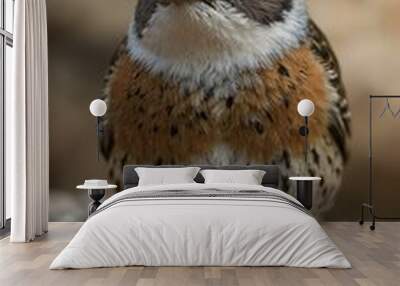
xmin=297 ymin=99 xmax=315 ymax=117
xmin=89 ymin=99 xmax=107 ymax=117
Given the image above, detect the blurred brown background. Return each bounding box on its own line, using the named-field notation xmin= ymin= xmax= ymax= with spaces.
xmin=47 ymin=0 xmax=400 ymax=222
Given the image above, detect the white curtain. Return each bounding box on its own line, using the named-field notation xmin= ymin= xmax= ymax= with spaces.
xmin=7 ymin=0 xmax=49 ymax=242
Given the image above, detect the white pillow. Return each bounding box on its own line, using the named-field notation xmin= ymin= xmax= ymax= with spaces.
xmin=200 ymin=169 xmax=266 ymax=185
xmin=135 ymin=167 xmax=200 ymax=186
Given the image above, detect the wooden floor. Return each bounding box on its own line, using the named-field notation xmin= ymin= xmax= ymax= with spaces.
xmin=0 ymin=222 xmax=399 ymax=286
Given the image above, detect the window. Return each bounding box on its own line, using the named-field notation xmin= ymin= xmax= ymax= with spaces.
xmin=0 ymin=0 xmax=14 ymax=230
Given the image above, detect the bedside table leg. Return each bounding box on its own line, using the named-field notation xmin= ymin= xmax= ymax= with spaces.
xmin=88 ymin=189 xmax=105 ymax=216
xmin=297 ymin=181 xmax=313 ymax=210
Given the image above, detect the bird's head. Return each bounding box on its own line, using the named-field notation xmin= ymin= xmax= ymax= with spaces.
xmin=128 ymin=0 xmax=308 ymax=79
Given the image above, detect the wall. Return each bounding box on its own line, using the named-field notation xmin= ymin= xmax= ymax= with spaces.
xmin=48 ymin=0 xmax=400 ymax=221
xmin=309 ymin=0 xmax=400 ymax=220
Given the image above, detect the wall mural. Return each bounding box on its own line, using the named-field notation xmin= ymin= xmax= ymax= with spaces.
xmin=48 ymin=0 xmax=400 ymax=222
xmin=100 ymin=0 xmax=350 ymax=213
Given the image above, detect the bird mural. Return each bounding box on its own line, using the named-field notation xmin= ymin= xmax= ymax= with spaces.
xmin=101 ymin=0 xmax=351 ymax=213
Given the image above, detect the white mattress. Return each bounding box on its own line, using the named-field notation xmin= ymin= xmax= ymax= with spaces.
xmin=50 ymin=183 xmax=351 ymax=269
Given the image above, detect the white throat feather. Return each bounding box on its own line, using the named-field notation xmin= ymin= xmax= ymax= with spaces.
xmin=128 ymin=0 xmax=309 ymax=83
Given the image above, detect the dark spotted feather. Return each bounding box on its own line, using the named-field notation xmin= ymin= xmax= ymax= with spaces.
xmin=308 ymin=19 xmax=351 ymax=162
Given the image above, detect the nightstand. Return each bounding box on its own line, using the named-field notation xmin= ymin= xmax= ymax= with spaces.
xmin=289 ymin=177 xmax=321 ymax=210
xmin=77 ymin=182 xmax=117 ymax=215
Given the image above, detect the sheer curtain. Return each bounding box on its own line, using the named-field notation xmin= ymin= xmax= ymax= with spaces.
xmin=7 ymin=0 xmax=49 ymax=242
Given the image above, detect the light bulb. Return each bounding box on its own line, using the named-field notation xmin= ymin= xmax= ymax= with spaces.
xmin=297 ymin=99 xmax=315 ymax=117
xmin=89 ymin=99 xmax=107 ymax=117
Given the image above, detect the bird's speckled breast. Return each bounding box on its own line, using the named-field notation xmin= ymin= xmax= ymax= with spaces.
xmin=106 ymin=43 xmax=329 ymax=166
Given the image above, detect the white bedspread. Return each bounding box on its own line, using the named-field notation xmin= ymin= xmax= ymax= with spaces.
xmin=50 ymin=183 xmax=351 ymax=269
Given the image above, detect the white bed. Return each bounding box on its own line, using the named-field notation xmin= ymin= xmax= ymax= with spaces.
xmin=50 ymin=183 xmax=350 ymax=269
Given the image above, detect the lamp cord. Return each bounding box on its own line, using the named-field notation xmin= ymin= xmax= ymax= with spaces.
xmin=96 ymin=117 xmax=100 ymax=162
xmin=305 ymin=116 xmax=309 ymax=167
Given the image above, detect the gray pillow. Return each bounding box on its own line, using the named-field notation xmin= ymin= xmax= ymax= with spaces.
xmin=135 ymin=167 xmax=201 ymax=186
xmin=200 ymin=169 xmax=266 ymax=185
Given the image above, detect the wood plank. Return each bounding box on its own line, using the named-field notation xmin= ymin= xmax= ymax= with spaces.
xmin=0 ymin=222 xmax=399 ymax=286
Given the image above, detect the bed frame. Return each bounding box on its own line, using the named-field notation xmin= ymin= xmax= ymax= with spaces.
xmin=123 ymin=165 xmax=280 ymax=190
